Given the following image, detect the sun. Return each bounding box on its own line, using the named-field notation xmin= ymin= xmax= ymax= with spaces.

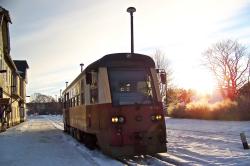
xmin=194 ymin=80 xmax=216 ymax=95
xmin=192 ymin=72 xmax=216 ymax=95
xmin=178 ymin=67 xmax=217 ymax=95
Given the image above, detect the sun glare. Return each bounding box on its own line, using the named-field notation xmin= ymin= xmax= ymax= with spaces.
xmin=193 ymin=73 xmax=216 ymax=95
xmin=193 ymin=80 xmax=215 ymax=95
xmin=178 ymin=67 xmax=217 ymax=95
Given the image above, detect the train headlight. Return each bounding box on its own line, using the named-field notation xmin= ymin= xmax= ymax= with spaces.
xmin=151 ymin=114 xmax=163 ymax=121
xmin=156 ymin=115 xmax=162 ymax=120
xmin=112 ymin=116 xmax=125 ymax=124
xmin=112 ymin=117 xmax=119 ymax=123
xmin=118 ymin=117 xmax=125 ymax=123
xmin=151 ymin=115 xmax=156 ymax=121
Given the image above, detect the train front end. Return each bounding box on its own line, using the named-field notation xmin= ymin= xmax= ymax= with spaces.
xmin=97 ymin=62 xmax=167 ymax=157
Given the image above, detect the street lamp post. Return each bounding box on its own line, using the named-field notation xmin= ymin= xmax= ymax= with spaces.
xmin=127 ymin=7 xmax=136 ymax=54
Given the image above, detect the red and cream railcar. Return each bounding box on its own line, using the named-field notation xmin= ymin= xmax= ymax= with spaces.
xmin=62 ymin=53 xmax=167 ymax=157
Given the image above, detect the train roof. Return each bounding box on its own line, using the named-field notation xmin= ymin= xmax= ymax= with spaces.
xmin=63 ymin=53 xmax=155 ymax=93
xmin=85 ymin=53 xmax=155 ymax=72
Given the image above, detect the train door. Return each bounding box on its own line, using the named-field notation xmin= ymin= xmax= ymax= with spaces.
xmin=86 ymin=70 xmax=98 ymax=104
xmin=85 ymin=70 xmax=99 ymax=129
xmin=64 ymin=92 xmax=70 ymax=125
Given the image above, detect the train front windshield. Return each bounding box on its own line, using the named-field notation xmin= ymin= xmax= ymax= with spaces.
xmin=108 ymin=68 xmax=155 ymax=106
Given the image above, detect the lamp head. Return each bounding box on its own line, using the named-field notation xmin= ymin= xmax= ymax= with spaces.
xmin=127 ymin=7 xmax=136 ymax=14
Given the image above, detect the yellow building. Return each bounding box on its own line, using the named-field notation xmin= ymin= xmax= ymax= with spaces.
xmin=0 ymin=6 xmax=29 ymax=131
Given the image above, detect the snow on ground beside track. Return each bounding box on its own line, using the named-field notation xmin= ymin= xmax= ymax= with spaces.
xmin=165 ymin=117 xmax=250 ymax=166
xmin=41 ymin=115 xmax=123 ymax=166
xmin=0 ymin=116 xmax=122 ymax=166
xmin=41 ymin=115 xmax=250 ymax=165
xmin=42 ymin=115 xmax=64 ymax=130
xmin=2 ymin=115 xmax=249 ymax=166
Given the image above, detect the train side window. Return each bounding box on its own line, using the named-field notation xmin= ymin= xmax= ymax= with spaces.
xmin=76 ymin=96 xmax=79 ymax=106
xmin=77 ymin=95 xmax=81 ymax=105
xmin=81 ymin=93 xmax=85 ymax=105
xmin=76 ymin=96 xmax=78 ymax=106
xmin=64 ymin=94 xmax=66 ymax=109
xmin=65 ymin=92 xmax=69 ymax=109
xmin=81 ymin=79 xmax=85 ymax=105
xmin=66 ymin=98 xmax=68 ymax=109
xmin=73 ymin=97 xmax=76 ymax=107
xmin=75 ymin=96 xmax=77 ymax=106
xmin=75 ymin=96 xmax=78 ymax=106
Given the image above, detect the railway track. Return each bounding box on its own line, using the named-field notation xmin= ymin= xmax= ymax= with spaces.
xmin=43 ymin=116 xmax=186 ymax=165
xmin=117 ymin=153 xmax=188 ymax=166
xmin=42 ymin=116 xmax=64 ymax=130
xmin=50 ymin=118 xmax=63 ymax=127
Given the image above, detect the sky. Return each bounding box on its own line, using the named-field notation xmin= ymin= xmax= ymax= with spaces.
xmin=1 ymin=0 xmax=250 ymax=98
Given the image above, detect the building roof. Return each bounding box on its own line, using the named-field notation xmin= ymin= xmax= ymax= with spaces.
xmin=4 ymin=54 xmax=17 ymax=71
xmin=239 ymin=82 xmax=250 ymax=96
xmin=13 ymin=60 xmax=29 ymax=79
xmin=0 ymin=6 xmax=12 ymax=23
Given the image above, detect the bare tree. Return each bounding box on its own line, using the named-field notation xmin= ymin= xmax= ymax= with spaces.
xmin=151 ymin=49 xmax=172 ymax=98
xmin=204 ymin=39 xmax=250 ymax=100
xmin=248 ymin=67 xmax=250 ymax=83
xmin=30 ymin=93 xmax=56 ymax=103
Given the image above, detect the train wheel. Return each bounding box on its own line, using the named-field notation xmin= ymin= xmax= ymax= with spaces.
xmin=70 ymin=127 xmax=74 ymax=137
xmin=76 ymin=130 xmax=82 ymax=142
xmin=64 ymin=125 xmax=70 ymax=134
xmin=73 ymin=129 xmax=77 ymax=138
xmin=73 ymin=128 xmax=77 ymax=138
xmin=81 ymin=133 xmax=87 ymax=143
xmin=85 ymin=134 xmax=97 ymax=150
xmin=66 ymin=126 xmax=70 ymax=134
xmin=63 ymin=124 xmax=67 ymax=132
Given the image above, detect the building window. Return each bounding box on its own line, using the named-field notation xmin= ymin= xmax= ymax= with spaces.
xmin=0 ymin=87 xmax=3 ymax=98
xmin=0 ymin=53 xmax=3 ymax=70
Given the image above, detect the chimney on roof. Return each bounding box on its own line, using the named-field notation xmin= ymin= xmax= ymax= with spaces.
xmin=80 ymin=63 xmax=84 ymax=72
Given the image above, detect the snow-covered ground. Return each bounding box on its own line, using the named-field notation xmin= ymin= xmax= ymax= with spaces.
xmin=0 ymin=115 xmax=122 ymax=166
xmin=0 ymin=115 xmax=249 ymax=166
xmin=166 ymin=118 xmax=250 ymax=166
